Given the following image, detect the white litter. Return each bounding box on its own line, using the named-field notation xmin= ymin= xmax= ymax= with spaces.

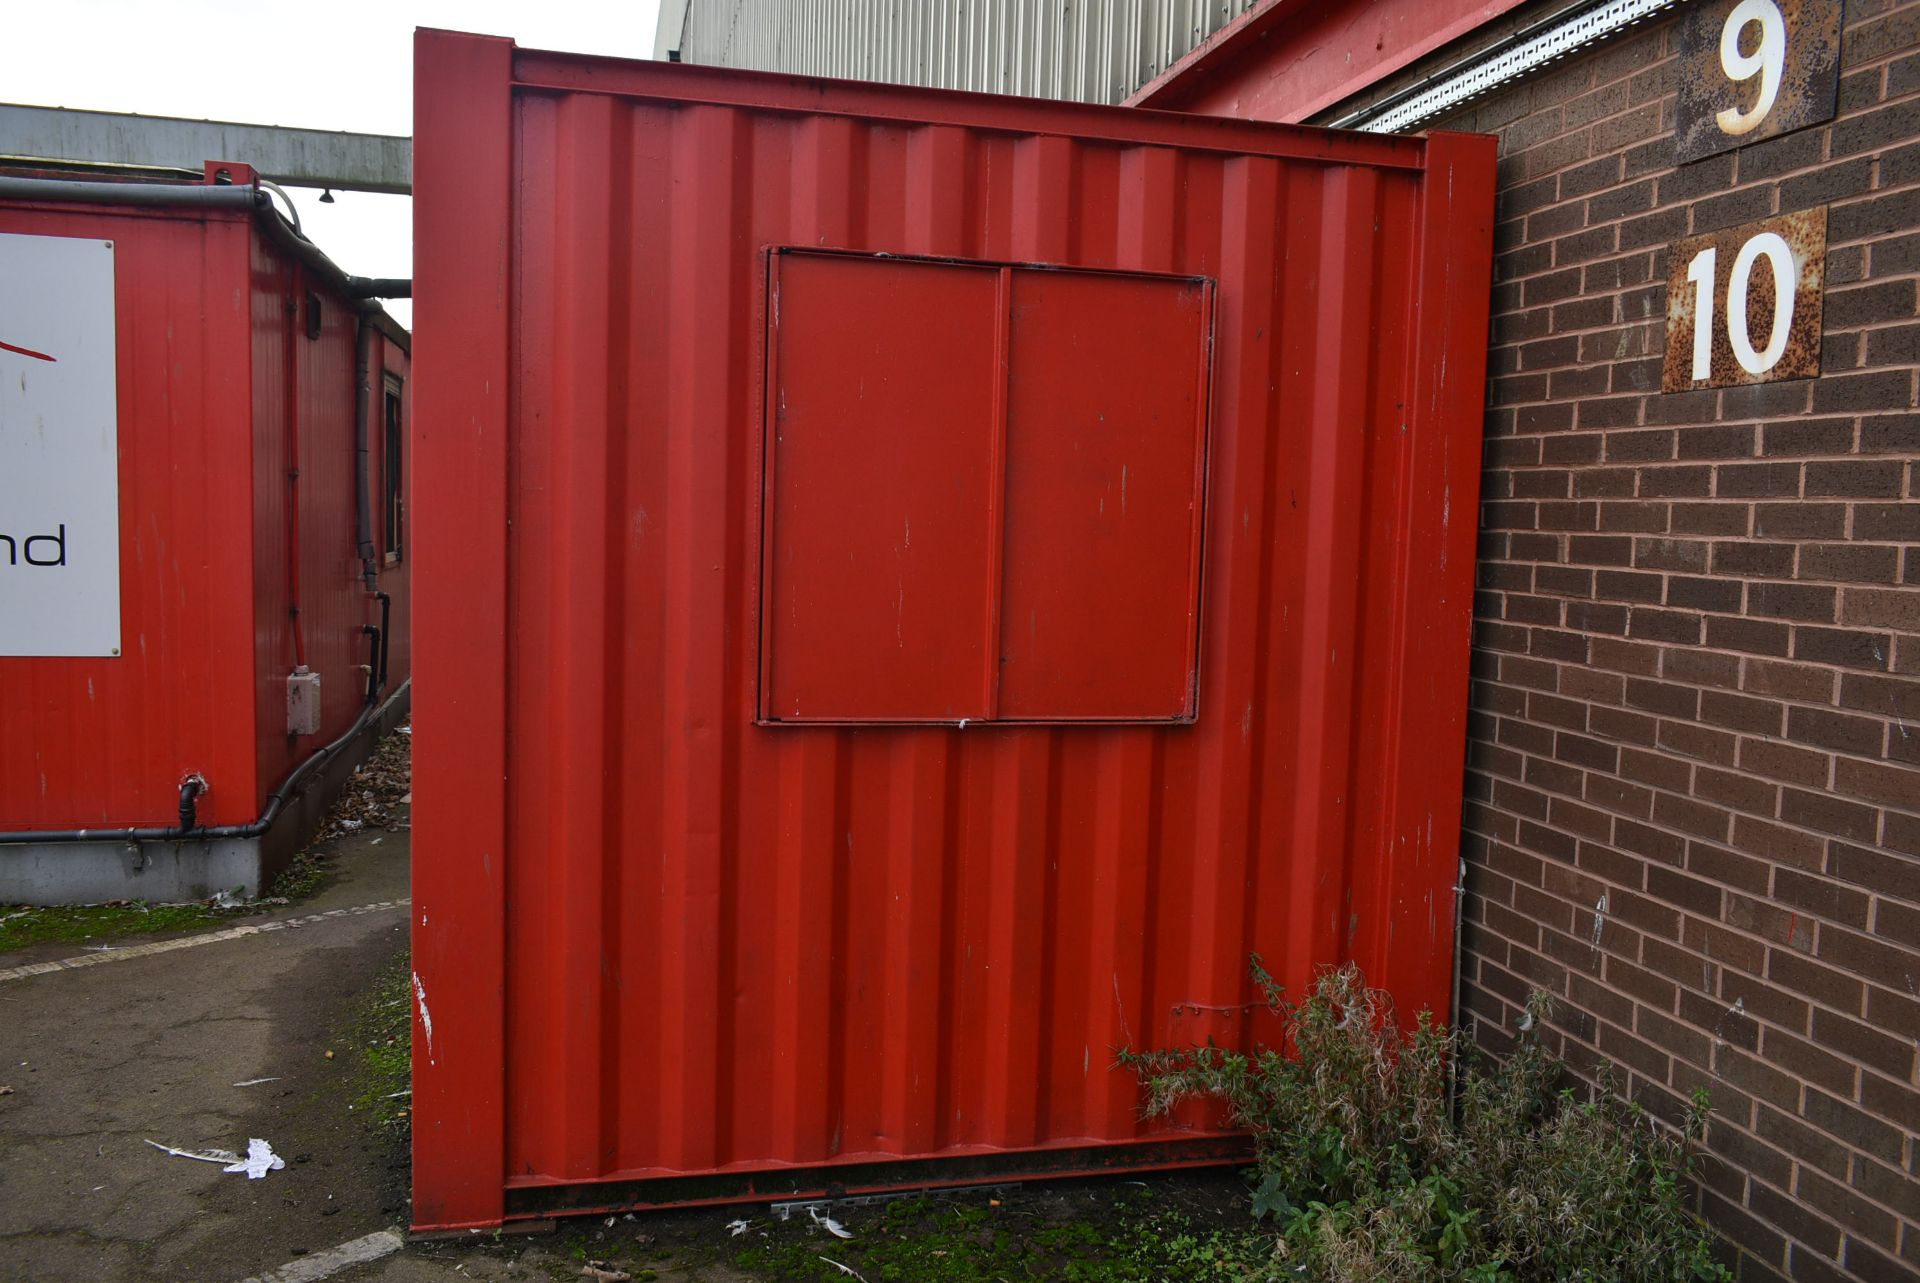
xmin=227 ymin=1138 xmax=286 ymax=1179
xmin=145 ymin=1136 xmax=285 ymax=1179
xmin=727 ymin=1218 xmax=751 ymax=1237
xmin=818 ymin=1257 xmax=867 ymax=1281
xmin=232 ymin=1077 xmax=283 ymax=1087
xmin=211 ymin=889 xmax=246 ymax=910
xmin=810 ymin=1207 xmax=854 ymax=1239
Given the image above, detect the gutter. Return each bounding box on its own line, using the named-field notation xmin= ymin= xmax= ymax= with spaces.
xmin=0 ymin=171 xmax=411 ymax=346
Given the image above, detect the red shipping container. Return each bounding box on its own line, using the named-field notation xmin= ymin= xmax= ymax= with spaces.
xmin=411 ymin=30 xmax=1495 ymax=1231
xmin=0 ymin=163 xmax=411 ymax=901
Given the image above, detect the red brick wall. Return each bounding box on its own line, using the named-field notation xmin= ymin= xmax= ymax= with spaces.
xmin=1435 ymin=3 xmax=1920 ymax=1280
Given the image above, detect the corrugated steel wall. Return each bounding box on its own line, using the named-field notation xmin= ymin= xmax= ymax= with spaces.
xmin=667 ymin=0 xmax=1263 ymax=104
xmin=0 ymin=192 xmax=411 ymax=832
xmin=0 ymin=206 xmax=263 ymax=828
xmin=412 ymin=32 xmax=1495 ymax=1230
xmin=247 ymin=242 xmax=414 ymax=801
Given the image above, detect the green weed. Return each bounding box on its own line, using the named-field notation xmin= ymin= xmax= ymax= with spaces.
xmin=1122 ymin=962 xmax=1731 ymax=1283
xmin=350 ymin=951 xmax=414 ymax=1134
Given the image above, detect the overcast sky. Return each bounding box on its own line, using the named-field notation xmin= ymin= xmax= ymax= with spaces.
xmin=11 ymin=0 xmax=666 ymax=327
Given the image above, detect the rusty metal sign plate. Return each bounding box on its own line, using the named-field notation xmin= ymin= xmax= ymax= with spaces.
xmin=1674 ymin=0 xmax=1840 ymax=165
xmin=1664 ymin=206 xmax=1825 ymax=392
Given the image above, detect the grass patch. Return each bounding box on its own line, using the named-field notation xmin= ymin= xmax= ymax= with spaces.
xmin=0 ymin=899 xmax=244 ymax=954
xmin=731 ymin=1193 xmax=1274 ymax=1282
xmin=350 ymin=950 xmax=414 ymax=1135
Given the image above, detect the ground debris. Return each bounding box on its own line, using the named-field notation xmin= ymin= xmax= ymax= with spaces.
xmin=312 ymin=726 xmax=412 ymax=841
xmin=144 ymin=1136 xmax=285 ymax=1178
xmin=580 ymin=1263 xmax=632 ymax=1282
xmin=809 ymin=1207 xmax=854 ymax=1239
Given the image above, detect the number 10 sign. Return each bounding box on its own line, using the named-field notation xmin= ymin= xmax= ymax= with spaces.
xmin=1663 ymin=207 xmax=1826 ymax=392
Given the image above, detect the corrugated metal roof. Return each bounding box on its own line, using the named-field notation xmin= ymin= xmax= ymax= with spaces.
xmin=660 ymin=0 xmax=1264 ymax=104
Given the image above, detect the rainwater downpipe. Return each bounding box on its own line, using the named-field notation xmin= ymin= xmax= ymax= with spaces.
xmin=283 ymin=263 xmax=307 ymax=672
xmin=353 ymin=314 xmax=378 ymax=589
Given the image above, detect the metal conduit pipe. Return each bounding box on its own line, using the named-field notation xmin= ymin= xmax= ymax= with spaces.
xmin=0 ymin=175 xmax=409 ymax=342
xmin=0 ymin=176 xmax=266 ymax=209
xmin=345 ymin=277 xmax=411 ymax=298
xmin=0 ymin=680 xmax=410 ymax=847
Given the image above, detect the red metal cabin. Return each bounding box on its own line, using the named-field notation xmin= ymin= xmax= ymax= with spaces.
xmin=0 ymin=161 xmax=411 ymax=904
xmin=410 ymin=30 xmax=1494 ymax=1230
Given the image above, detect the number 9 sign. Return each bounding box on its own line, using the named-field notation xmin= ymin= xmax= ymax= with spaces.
xmin=1673 ymin=0 xmax=1840 ymax=164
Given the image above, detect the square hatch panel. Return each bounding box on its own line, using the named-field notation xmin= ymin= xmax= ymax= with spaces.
xmin=760 ymin=249 xmax=1213 ymax=725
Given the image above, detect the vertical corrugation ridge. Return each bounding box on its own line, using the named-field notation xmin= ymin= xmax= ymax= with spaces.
xmin=597 ymin=98 xmax=636 ymax=1175
xmin=1243 ymin=160 xmax=1296 ymax=1024
xmin=657 ymin=103 xmax=744 ymax=1172
xmin=1343 ymin=173 xmax=1425 ymax=1000
xmin=505 ymin=93 xmax=561 ymax=1177
xmin=713 ymin=106 xmax=760 ymax=1170
xmin=547 ymin=89 xmax=615 ymax=1176
xmin=1183 ymin=138 xmax=1258 ymax=1049
xmin=824 ymin=732 xmax=854 ymax=1156
xmin=1029 ymin=732 xmax=1067 ymax=1141
xmin=612 ymin=99 xmax=673 ymax=1179
xmin=1211 ymin=151 xmax=1285 ymax=1053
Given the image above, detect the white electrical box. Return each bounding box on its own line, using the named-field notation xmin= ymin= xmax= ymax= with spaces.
xmin=287 ymin=666 xmax=322 ymax=736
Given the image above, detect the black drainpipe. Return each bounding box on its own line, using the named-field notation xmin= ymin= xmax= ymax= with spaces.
xmin=0 ymin=680 xmax=408 ymax=847
xmin=354 ymin=314 xmax=378 ymax=589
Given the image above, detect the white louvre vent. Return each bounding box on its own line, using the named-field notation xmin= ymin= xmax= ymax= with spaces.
xmin=1339 ymin=0 xmax=1682 ymax=134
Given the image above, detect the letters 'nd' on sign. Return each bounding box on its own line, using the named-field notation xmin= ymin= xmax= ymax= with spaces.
xmin=0 ymin=232 xmax=121 ymax=657
xmin=1663 ymin=207 xmax=1826 ymax=392
xmin=1674 ymin=0 xmax=1842 ymax=165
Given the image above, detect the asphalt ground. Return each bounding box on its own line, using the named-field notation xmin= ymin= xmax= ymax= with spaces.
xmin=0 ymin=826 xmax=412 ymax=1283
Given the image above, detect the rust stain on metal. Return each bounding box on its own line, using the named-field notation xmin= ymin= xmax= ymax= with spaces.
xmin=1663 ymin=206 xmax=1826 ymax=393
xmin=1674 ymin=0 xmax=1841 ymax=165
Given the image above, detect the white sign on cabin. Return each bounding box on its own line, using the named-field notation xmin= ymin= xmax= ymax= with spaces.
xmin=0 ymin=232 xmax=120 ymax=657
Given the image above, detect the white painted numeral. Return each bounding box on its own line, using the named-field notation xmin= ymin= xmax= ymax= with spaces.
xmin=1716 ymin=0 xmax=1787 ymax=136
xmin=1684 ymin=232 xmax=1799 ymax=382
xmin=1727 ymin=231 xmax=1797 ymax=375
xmin=1686 ymin=246 xmax=1717 ymax=382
